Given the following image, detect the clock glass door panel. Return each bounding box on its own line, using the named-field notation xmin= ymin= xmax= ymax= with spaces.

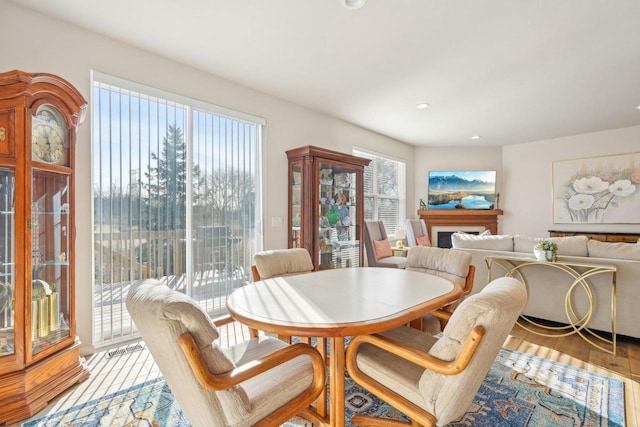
xmin=0 ymin=169 xmax=14 ymax=357
xmin=31 ymin=170 xmax=70 ymax=355
xmin=32 ymin=105 xmax=69 ymax=166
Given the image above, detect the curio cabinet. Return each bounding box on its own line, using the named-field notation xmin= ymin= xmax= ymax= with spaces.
xmin=286 ymin=146 xmax=370 ymax=270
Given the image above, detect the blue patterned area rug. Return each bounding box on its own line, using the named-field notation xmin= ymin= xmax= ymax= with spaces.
xmin=22 ymin=348 xmax=625 ymax=427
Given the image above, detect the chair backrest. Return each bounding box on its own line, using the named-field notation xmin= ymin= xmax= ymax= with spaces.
xmin=363 ymin=220 xmax=380 ymax=266
xmin=422 ymin=277 xmax=527 ymax=424
xmin=404 ymin=246 xmax=471 ymax=288
xmin=253 ymin=248 xmax=314 ymax=280
xmin=364 ymin=220 xmax=407 ymax=268
xmin=405 ymin=218 xmax=429 ymax=246
xmin=126 ymin=279 xmax=238 ymax=426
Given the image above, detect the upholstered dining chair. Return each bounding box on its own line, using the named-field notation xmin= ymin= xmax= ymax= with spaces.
xmin=345 ymin=277 xmax=527 ymax=427
xmin=405 ymin=218 xmax=431 ymax=247
xmin=404 ymin=246 xmax=475 ymax=333
xmin=126 ymin=279 xmax=326 ymax=427
xmin=251 ymin=247 xmax=314 ymax=282
xmin=364 ymin=220 xmax=407 ymax=268
xmin=250 ymin=248 xmax=315 ymax=341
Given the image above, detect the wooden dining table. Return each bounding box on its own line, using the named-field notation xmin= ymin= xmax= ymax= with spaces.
xmin=226 ymin=267 xmax=463 ymax=427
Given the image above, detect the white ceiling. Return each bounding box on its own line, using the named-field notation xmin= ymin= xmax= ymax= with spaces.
xmin=9 ymin=0 xmax=640 ymax=146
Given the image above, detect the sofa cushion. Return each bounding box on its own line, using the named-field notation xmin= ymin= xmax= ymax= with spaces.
xmin=451 ymin=233 xmax=513 ymax=252
xmin=512 ymin=235 xmax=589 ymax=256
xmin=588 ymin=239 xmax=640 ymax=261
xmin=373 ymin=239 xmax=392 ymax=260
xmin=513 ymin=235 xmax=537 ymax=253
xmin=549 ymin=236 xmax=589 ymax=256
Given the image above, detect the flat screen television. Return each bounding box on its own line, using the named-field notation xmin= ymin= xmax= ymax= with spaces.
xmin=427 ymin=170 xmax=497 ymax=210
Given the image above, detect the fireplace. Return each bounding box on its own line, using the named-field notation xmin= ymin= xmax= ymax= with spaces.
xmin=431 ymin=226 xmax=485 ymax=248
xmin=418 ymin=209 xmax=504 ymax=248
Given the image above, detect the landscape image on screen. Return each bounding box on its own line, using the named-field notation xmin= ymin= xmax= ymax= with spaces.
xmin=428 ymin=171 xmax=497 ymax=210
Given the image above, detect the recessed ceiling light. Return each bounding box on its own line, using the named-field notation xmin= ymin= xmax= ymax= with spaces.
xmin=416 ymin=103 xmax=430 ymax=109
xmin=471 ymin=135 xmax=481 ymax=140
xmin=343 ymin=0 xmax=366 ymax=9
xmin=636 ymin=105 xmax=640 ymax=110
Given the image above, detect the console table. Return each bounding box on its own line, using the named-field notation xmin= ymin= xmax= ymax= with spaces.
xmin=485 ymin=255 xmax=617 ymax=355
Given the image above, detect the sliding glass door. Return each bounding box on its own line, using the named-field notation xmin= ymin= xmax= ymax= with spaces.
xmin=92 ymin=73 xmax=263 ymax=347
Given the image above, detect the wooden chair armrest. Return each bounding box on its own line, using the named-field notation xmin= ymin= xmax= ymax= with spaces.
xmin=211 ymin=314 xmax=235 ymax=327
xmin=251 ymin=265 xmax=261 ymax=281
xmin=179 ymin=332 xmax=325 ymax=391
xmin=346 ymin=326 xmax=485 ymax=376
xmin=179 ymin=333 xmax=326 ymax=427
xmin=430 ymin=309 xmax=452 ymax=322
xmin=462 ymin=265 xmax=475 ymax=296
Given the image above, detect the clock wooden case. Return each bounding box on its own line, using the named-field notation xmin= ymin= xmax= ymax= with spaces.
xmin=0 ymin=70 xmax=88 ymax=424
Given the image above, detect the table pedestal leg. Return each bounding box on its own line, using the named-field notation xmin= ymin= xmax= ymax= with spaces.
xmin=329 ymin=337 xmax=345 ymax=427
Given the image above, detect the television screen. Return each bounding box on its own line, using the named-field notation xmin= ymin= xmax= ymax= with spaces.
xmin=427 ymin=170 xmax=497 ymax=210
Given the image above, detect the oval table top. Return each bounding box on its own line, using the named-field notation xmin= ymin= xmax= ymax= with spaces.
xmin=227 ymin=267 xmax=462 ymax=338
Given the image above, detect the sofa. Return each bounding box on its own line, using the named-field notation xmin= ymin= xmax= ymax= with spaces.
xmin=451 ymin=232 xmax=640 ymax=339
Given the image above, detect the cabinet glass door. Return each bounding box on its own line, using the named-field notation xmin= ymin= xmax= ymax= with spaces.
xmin=0 ymin=169 xmax=14 ymax=357
xmin=291 ymin=162 xmax=303 ymax=248
xmin=317 ymin=162 xmax=359 ymax=270
xmin=31 ymin=171 xmax=71 ymax=355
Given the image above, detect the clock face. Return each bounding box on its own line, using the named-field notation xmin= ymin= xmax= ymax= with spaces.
xmin=32 ymin=106 xmax=67 ymax=165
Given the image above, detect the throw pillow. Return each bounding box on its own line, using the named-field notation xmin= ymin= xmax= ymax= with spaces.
xmin=373 ymin=239 xmax=392 ymax=260
xmin=416 ymin=235 xmax=432 ymax=246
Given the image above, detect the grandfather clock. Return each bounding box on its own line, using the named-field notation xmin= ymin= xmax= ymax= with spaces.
xmin=0 ymin=70 xmax=88 ymax=424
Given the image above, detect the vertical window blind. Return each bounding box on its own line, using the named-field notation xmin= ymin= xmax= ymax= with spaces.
xmin=353 ymin=148 xmax=406 ymax=238
xmin=92 ymin=72 xmax=264 ymax=348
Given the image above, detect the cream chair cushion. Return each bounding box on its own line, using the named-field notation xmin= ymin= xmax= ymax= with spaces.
xmin=353 ymin=277 xmax=527 ymax=425
xmin=405 ymin=246 xmax=471 ymax=288
xmin=253 ymin=248 xmax=314 ymax=279
xmin=126 ymin=279 xmax=316 ymax=427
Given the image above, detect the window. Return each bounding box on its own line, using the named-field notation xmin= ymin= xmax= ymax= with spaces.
xmin=92 ymin=72 xmax=263 ymax=347
xmin=353 ymin=148 xmax=406 ymax=237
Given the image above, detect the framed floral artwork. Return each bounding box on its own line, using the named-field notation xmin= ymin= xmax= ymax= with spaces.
xmin=553 ymin=152 xmax=640 ymax=223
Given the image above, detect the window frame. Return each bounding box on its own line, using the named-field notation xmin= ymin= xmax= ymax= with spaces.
xmin=353 ymin=147 xmax=406 ymax=239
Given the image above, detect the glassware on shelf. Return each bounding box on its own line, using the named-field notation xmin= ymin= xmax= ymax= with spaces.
xmin=326 ymin=206 xmax=339 ymax=226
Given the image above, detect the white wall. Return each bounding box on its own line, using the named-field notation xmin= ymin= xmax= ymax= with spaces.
xmin=0 ymin=1 xmax=414 ymax=353
xmin=413 ymin=145 xmax=504 ymax=217
xmin=501 ymin=126 xmax=640 ymax=237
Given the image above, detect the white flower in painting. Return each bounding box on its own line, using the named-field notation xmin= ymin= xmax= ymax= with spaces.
xmin=572 ymin=176 xmax=609 ymax=193
xmin=568 ymin=193 xmax=595 ymax=211
xmin=608 ymin=179 xmax=636 ymax=197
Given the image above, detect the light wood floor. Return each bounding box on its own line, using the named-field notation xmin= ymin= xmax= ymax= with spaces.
xmin=13 ymin=321 xmax=640 ymax=427
xmin=506 ymin=322 xmax=639 ymax=427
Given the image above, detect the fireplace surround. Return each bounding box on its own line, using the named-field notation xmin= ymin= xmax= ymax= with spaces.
xmin=418 ymin=209 xmax=504 ymax=248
